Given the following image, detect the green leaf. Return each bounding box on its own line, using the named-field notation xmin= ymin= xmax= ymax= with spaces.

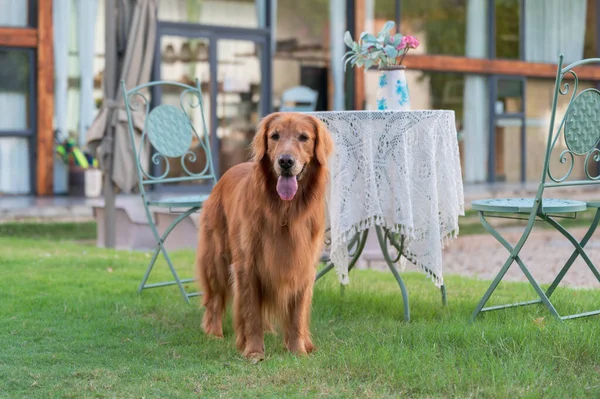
xmin=343 ymin=31 xmax=354 ymax=48
xmin=379 ymin=20 xmax=395 ymax=36
xmin=361 ymin=33 xmax=378 ymax=44
xmin=383 ymin=45 xmax=399 ymax=59
xmin=393 ymin=33 xmax=404 ymax=45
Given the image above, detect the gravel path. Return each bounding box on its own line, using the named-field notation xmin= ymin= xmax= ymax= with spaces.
xmin=357 ymin=227 xmax=600 ymax=289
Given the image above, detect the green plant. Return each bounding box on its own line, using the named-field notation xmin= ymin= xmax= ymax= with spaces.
xmin=343 ymin=21 xmax=419 ymax=70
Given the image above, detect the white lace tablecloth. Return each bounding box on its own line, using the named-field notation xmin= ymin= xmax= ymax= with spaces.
xmin=309 ymin=110 xmax=465 ymax=287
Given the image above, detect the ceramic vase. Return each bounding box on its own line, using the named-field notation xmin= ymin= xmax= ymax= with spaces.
xmin=375 ymin=66 xmax=411 ymax=111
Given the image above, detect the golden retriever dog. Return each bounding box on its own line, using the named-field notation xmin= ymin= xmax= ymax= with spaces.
xmin=196 ymin=112 xmax=333 ymax=361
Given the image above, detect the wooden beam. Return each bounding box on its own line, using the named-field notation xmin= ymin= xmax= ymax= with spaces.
xmin=0 ymin=28 xmax=37 ymax=48
xmin=354 ymin=0 xmax=365 ymax=110
xmin=403 ymin=54 xmax=600 ymax=81
xmin=36 ymin=0 xmax=54 ymax=196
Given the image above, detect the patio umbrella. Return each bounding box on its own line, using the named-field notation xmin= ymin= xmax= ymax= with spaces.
xmin=86 ymin=0 xmax=158 ymax=247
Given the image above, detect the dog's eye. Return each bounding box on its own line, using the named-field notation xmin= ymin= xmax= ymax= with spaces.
xmin=299 ymin=133 xmax=309 ymax=142
xmin=270 ymin=132 xmax=280 ymax=141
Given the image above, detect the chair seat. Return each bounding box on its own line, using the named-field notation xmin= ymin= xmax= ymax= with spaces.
xmin=471 ymin=198 xmax=587 ymax=214
xmin=147 ymin=194 xmax=209 ymax=208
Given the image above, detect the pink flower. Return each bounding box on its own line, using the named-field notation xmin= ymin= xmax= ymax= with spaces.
xmin=405 ymin=35 xmax=420 ymax=49
xmin=397 ymin=35 xmax=419 ymax=50
xmin=396 ymin=37 xmax=407 ymax=50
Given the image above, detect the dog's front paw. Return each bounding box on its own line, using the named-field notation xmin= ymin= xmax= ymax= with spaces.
xmin=304 ymin=339 xmax=316 ymax=354
xmin=243 ymin=350 xmax=265 ymax=364
xmin=285 ymin=339 xmax=313 ymax=356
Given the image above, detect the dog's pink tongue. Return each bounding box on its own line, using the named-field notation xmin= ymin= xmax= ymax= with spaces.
xmin=276 ymin=176 xmax=298 ymax=201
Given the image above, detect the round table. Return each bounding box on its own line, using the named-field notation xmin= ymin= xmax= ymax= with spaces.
xmin=308 ymin=110 xmax=465 ymax=321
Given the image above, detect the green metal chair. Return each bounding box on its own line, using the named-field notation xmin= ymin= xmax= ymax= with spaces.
xmin=121 ymin=79 xmax=216 ymax=303
xmin=471 ymin=55 xmax=600 ymax=322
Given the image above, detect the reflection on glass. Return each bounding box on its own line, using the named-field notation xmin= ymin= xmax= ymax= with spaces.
xmin=274 ymin=0 xmax=329 ymax=111
xmin=0 ymin=50 xmax=30 ymax=131
xmin=396 ymin=0 xmax=469 ymax=57
xmin=405 ymin=0 xmax=468 ymax=56
xmin=217 ymin=39 xmax=262 ymax=175
xmin=495 ymin=0 xmax=520 ymax=59
xmin=496 ymin=78 xmax=523 ymax=114
xmin=158 ymin=0 xmax=260 ymax=29
xmin=494 ymin=78 xmax=524 ymax=182
xmin=159 ymin=36 xmax=212 ymax=186
xmin=494 ymin=118 xmax=523 ymax=182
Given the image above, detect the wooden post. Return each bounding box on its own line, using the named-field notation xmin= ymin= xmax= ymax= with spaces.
xmin=37 ymin=0 xmax=55 ymax=195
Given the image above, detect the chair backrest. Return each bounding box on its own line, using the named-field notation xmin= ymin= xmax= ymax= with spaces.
xmin=121 ymin=79 xmax=217 ymax=197
xmin=279 ymin=85 xmax=319 ymax=112
xmin=539 ymin=55 xmax=600 ymax=194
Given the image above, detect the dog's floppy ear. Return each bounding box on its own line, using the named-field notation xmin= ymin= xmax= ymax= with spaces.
xmin=312 ymin=116 xmax=334 ymax=166
xmin=252 ymin=113 xmax=280 ymax=162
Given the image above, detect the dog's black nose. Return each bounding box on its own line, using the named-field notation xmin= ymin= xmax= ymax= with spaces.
xmin=278 ymin=155 xmax=295 ymax=170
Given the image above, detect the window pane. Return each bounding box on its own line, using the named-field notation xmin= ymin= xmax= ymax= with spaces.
xmin=158 ymin=0 xmax=261 ymax=29
xmin=0 ymin=0 xmax=29 ymax=27
xmin=274 ymin=0 xmax=330 ymax=110
xmin=494 ymin=78 xmax=525 ymax=183
xmin=496 ymin=78 xmax=523 ymax=114
xmin=0 ymin=137 xmax=30 ymax=194
xmin=495 ymin=0 xmax=520 ymax=59
xmin=400 ymin=0 xmax=472 ymax=57
xmin=0 ymin=50 xmax=31 ymax=130
xmin=157 ymin=35 xmax=213 ymax=187
xmin=217 ymin=39 xmax=262 ymax=175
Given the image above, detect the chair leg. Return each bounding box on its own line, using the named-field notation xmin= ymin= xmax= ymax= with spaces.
xmin=140 ymin=205 xmax=201 ymax=303
xmin=543 ymin=209 xmax=600 ymax=297
xmin=471 ymin=211 xmax=559 ymax=320
xmin=137 ymin=244 xmax=161 ymax=294
xmin=536 ymin=211 xmax=600 ymax=320
xmin=514 ymin=256 xmax=562 ymax=319
xmin=375 ymin=226 xmax=410 ymax=322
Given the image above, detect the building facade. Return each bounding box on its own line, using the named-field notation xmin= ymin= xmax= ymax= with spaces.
xmin=0 ymin=0 xmax=598 ymax=195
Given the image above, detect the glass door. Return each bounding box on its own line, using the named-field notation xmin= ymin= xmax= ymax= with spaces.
xmin=216 ymin=39 xmax=262 ymax=175
xmin=154 ymin=35 xmax=213 ymax=192
xmin=152 ymin=25 xmax=270 ymax=193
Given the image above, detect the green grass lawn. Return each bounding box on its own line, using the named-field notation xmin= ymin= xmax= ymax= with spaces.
xmin=1 ymin=226 xmax=600 ymax=398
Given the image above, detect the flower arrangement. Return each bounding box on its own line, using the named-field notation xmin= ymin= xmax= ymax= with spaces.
xmin=343 ymin=21 xmax=419 ymax=71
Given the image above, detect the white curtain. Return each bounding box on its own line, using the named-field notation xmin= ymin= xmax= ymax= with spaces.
xmin=77 ymin=0 xmax=98 ymax=147
xmin=463 ymin=0 xmax=488 ymax=183
xmin=67 ymin=0 xmax=80 ymax=140
xmin=0 ymin=2 xmax=29 ymax=194
xmin=0 ymin=94 xmax=29 ymax=194
xmin=330 ymin=0 xmax=346 ymax=110
xmin=53 ymin=0 xmax=71 ymax=194
xmin=0 ymin=0 xmax=27 ymax=26
xmin=525 ymin=0 xmax=587 ymax=64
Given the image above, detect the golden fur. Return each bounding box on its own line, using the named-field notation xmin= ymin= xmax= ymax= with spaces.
xmin=196 ymin=112 xmax=333 ymax=361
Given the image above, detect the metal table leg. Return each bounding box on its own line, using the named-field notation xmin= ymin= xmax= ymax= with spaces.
xmin=374 ymin=226 xmax=410 ymax=322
